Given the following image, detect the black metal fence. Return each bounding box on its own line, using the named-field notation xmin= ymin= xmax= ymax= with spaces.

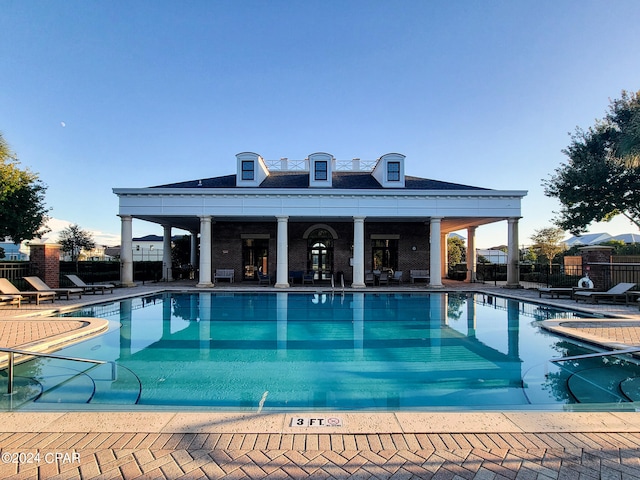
xmin=450 ymin=262 xmax=640 ymax=290
xmin=0 ymin=261 xmax=164 ymax=287
xmin=0 ymin=262 xmax=31 ymax=288
xmin=59 ymin=261 xmax=164 ymax=285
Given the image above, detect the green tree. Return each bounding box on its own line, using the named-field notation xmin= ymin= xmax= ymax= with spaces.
xmin=530 ymin=227 xmax=566 ymax=268
xmin=544 ymin=90 xmax=640 ymax=234
xmin=522 ymin=248 xmax=537 ymax=264
xmin=171 ymin=235 xmax=192 ymax=266
xmin=58 ymin=224 xmax=96 ymax=265
xmin=610 ymin=91 xmax=640 ymax=168
xmin=447 ymin=235 xmax=466 ymax=265
xmin=0 ymin=133 xmax=50 ymax=243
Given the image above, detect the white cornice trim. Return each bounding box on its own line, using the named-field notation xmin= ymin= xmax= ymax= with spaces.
xmin=113 ymin=187 xmax=528 ymax=198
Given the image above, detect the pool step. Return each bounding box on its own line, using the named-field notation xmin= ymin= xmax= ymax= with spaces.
xmin=567 ymin=366 xmax=636 ymax=403
xmin=89 ymin=363 xmax=141 ymax=405
xmin=0 ymin=375 xmax=43 ymax=410
xmin=1 ymin=359 xmax=141 ymax=409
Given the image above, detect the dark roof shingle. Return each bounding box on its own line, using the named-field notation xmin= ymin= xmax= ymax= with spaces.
xmin=152 ymin=172 xmax=489 ymax=191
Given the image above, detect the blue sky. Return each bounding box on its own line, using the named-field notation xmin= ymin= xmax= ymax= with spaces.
xmin=2 ymin=0 xmax=639 ymax=248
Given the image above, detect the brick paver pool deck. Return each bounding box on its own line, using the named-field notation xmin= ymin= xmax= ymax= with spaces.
xmin=1 ymin=281 xmax=640 ymax=479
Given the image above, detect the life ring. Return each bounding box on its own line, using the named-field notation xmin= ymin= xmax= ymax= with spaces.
xmin=578 ymin=277 xmax=594 ymax=289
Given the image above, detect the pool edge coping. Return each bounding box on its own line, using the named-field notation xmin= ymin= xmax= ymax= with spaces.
xmin=2 ymin=410 xmax=640 ymax=435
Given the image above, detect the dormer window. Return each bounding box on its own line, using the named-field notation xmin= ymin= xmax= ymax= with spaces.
xmin=236 ymin=152 xmax=268 ymax=187
xmin=387 ymin=162 xmax=400 ymax=182
xmin=241 ymin=160 xmax=254 ymax=180
xmin=315 ymin=161 xmax=328 ymax=181
xmin=372 ymin=153 xmax=406 ymax=188
xmin=308 ymin=152 xmax=334 ymax=187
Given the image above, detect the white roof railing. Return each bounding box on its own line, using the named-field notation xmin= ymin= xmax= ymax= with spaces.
xmin=263 ymin=158 xmax=377 ymax=172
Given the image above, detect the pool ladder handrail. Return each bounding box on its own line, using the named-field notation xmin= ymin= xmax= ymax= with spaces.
xmin=330 ymin=274 xmax=345 ymax=292
xmin=1 ymin=347 xmax=109 ymax=395
xmin=550 ymin=347 xmax=640 ymax=363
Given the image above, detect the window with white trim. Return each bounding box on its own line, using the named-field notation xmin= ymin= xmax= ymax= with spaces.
xmin=315 ymin=161 xmax=328 ymax=181
xmin=241 ymin=160 xmax=254 ymax=180
xmin=387 ymin=161 xmax=400 ymax=182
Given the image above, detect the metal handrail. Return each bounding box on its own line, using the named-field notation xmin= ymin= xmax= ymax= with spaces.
xmin=1 ymin=347 xmax=106 ymax=395
xmin=550 ymin=347 xmax=640 ymax=363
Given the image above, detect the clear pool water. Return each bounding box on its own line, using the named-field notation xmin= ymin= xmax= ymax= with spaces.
xmin=3 ymin=291 xmax=640 ymax=411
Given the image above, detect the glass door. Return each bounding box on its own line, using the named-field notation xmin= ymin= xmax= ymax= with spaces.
xmin=242 ymin=239 xmax=269 ymax=280
xmin=307 ymin=228 xmax=334 ymax=281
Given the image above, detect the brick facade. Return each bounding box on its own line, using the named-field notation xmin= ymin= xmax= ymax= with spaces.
xmin=579 ymin=245 xmax=614 ymax=289
xmin=209 ymin=220 xmax=431 ymax=283
xmin=29 ymin=244 xmax=61 ymax=288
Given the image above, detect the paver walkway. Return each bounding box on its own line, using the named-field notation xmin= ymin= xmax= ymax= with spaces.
xmin=2 ymin=281 xmax=640 ymax=479
xmin=2 ymin=428 xmax=640 ymax=479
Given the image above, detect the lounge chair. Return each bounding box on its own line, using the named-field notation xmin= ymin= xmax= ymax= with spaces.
xmin=66 ymin=274 xmax=114 ymax=294
xmin=538 ymin=287 xmax=580 ymax=299
xmin=0 ymin=278 xmax=55 ymax=305
xmin=0 ymin=294 xmax=22 ymax=308
xmin=574 ymin=282 xmax=637 ymax=304
xmin=23 ymin=276 xmax=83 ymax=300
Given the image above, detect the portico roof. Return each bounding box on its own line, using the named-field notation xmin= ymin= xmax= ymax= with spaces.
xmin=151 ymin=172 xmax=490 ymax=191
xmin=114 ymin=156 xmax=526 ymax=234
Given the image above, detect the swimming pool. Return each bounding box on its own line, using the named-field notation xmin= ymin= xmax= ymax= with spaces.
xmin=3 ymin=291 xmax=640 ymax=411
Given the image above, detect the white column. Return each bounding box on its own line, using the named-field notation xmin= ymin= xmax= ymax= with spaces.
xmin=466 ymin=226 xmax=477 ymax=282
xmin=119 ymin=215 xmax=135 ymax=287
xmin=162 ymin=224 xmax=173 ymax=282
xmin=506 ymin=217 xmax=521 ymax=288
xmin=352 ymin=216 xmax=366 ymax=288
xmin=190 ymin=231 xmax=197 ymax=267
xmin=197 ymin=216 xmax=214 ymax=287
xmin=441 ymin=231 xmax=448 ymax=279
xmin=429 ymin=217 xmax=443 ymax=287
xmin=275 ymin=216 xmax=289 ymax=288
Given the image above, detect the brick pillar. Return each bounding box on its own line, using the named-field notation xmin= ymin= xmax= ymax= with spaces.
xmin=29 ymin=244 xmax=61 ymax=287
xmin=579 ymin=245 xmax=614 ymax=289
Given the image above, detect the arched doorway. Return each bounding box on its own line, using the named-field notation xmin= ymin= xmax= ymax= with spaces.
xmin=307 ymin=228 xmax=334 ymax=281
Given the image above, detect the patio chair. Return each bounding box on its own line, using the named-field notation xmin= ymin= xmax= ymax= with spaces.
xmin=389 ymin=271 xmax=403 ymax=285
xmin=574 ymin=282 xmax=637 ymax=304
xmin=365 ymin=271 xmax=375 ymax=286
xmin=257 ymin=271 xmax=271 ymax=285
xmin=0 ymin=278 xmax=55 ymax=305
xmin=66 ymin=274 xmax=115 ymax=294
xmin=23 ymin=276 xmax=83 ymax=300
xmin=378 ymin=271 xmax=389 ymax=286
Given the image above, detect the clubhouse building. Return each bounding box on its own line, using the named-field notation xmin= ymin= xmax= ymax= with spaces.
xmin=113 ymin=152 xmax=527 ymax=288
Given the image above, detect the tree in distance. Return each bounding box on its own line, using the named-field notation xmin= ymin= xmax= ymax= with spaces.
xmin=58 ymin=224 xmax=96 ymax=266
xmin=530 ymin=227 xmax=566 ymax=269
xmin=543 ymin=90 xmax=640 ymax=234
xmin=0 ymin=132 xmax=50 ymax=244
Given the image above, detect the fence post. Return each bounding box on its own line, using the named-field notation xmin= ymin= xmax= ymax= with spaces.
xmin=579 ymin=246 xmax=614 ymax=290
